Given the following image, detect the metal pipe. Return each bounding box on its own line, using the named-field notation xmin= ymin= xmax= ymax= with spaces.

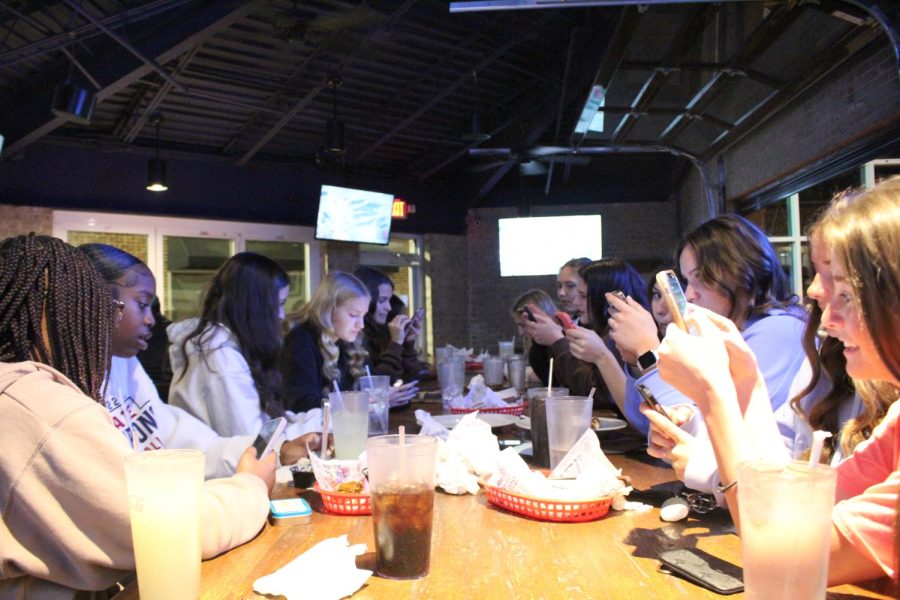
xmin=451 ymin=0 xmax=750 ymax=12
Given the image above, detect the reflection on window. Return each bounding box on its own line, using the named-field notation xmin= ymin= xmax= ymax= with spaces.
xmin=67 ymin=231 xmax=149 ymax=264
xmin=164 ymin=237 xmax=232 ymax=321
xmin=246 ymin=240 xmax=309 ymax=314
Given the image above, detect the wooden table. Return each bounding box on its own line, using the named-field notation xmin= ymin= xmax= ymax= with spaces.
xmin=114 ymin=404 xmax=895 ymax=599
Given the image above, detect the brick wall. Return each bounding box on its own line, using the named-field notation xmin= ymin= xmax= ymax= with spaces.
xmin=464 ymin=201 xmax=678 ymax=351
xmin=0 ymin=204 xmax=52 ymax=239
xmin=424 ymin=233 xmax=469 ymax=349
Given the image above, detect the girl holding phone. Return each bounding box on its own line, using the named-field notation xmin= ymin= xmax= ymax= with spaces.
xmin=168 ymin=253 xmax=321 ymax=440
xmin=0 ymin=236 xmax=272 ymax=598
xmin=648 ymin=178 xmax=900 ymax=586
xmin=354 ymin=266 xmax=432 ymax=387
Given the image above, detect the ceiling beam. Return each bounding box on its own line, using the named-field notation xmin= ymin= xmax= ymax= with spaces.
xmin=0 ymin=1 xmax=257 ymax=159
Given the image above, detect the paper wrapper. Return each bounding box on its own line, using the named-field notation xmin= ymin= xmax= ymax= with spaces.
xmin=416 ymin=411 xmax=501 ymax=495
xmin=449 ymin=375 xmax=524 ymax=410
xmin=308 ymin=445 xmax=368 ymax=494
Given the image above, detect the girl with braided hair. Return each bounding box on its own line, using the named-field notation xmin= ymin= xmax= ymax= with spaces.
xmin=168 ymin=252 xmax=322 ymax=438
xmin=0 ymin=235 xmax=272 ymax=599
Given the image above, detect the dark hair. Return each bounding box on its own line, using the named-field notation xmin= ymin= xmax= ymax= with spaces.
xmin=79 ymin=243 xmax=153 ymax=296
xmin=353 ymin=266 xmax=393 ymax=321
xmin=0 ymin=234 xmax=115 ymax=401
xmin=387 ymin=294 xmax=407 ymax=323
xmin=560 ymin=257 xmax=591 ymax=273
xmin=177 ymin=252 xmax=289 ymax=417
xmin=675 ymin=214 xmax=797 ymax=328
xmin=579 ymin=258 xmax=650 ymax=336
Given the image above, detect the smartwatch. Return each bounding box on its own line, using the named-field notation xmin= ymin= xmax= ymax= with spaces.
xmin=637 ymin=349 xmax=659 ymax=372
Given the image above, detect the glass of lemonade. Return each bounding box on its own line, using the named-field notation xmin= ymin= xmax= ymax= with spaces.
xmin=124 ymin=449 xmax=205 ymax=600
xmin=737 ymin=459 xmax=836 ymax=600
xmin=329 ymin=391 xmax=370 ymax=460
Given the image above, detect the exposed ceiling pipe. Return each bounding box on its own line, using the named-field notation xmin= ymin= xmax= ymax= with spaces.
xmin=451 ymin=0 xmax=751 ymax=12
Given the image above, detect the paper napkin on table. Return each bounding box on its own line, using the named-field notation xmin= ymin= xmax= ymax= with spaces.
xmin=252 ymin=535 xmax=371 ymax=600
xmin=415 ymin=409 xmax=450 ymax=440
xmin=449 ymin=375 xmax=521 ymax=410
xmin=417 ymin=411 xmax=500 ymax=495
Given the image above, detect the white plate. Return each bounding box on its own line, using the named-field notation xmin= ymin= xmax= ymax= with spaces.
xmin=417 ymin=412 xmax=518 ymax=429
xmin=514 ymin=416 xmax=628 ymax=432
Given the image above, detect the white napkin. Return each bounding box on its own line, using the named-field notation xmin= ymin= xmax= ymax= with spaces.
xmin=253 ymin=535 xmax=371 ymax=600
xmin=415 ymin=409 xmax=450 ymax=440
xmin=450 ymin=375 xmax=515 ymax=410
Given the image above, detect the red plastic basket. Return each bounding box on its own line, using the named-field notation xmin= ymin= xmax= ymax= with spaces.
xmin=481 ymin=481 xmax=612 ymax=522
xmin=313 ymin=483 xmax=371 ymax=515
xmin=450 ymin=404 xmax=525 ymax=416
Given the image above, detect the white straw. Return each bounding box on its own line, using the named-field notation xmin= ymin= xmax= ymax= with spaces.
xmin=365 ymin=365 xmax=372 ymax=378
xmin=808 ymin=430 xmax=833 ymax=468
xmin=587 ymin=387 xmax=596 ymax=401
xmin=547 ymin=358 xmax=554 ymax=393
xmin=398 ymin=425 xmax=406 ymax=476
xmin=321 ymin=401 xmax=331 ymax=458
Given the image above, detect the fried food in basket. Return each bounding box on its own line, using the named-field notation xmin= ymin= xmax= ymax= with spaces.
xmin=336 ymin=480 xmax=365 ymax=494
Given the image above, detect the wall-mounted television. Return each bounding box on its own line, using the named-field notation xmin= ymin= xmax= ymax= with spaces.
xmin=498 ymin=215 xmax=603 ymax=276
xmin=315 ymin=184 xmax=394 ymax=245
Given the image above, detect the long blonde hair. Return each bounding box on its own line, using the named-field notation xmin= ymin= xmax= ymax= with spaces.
xmin=292 ymin=272 xmax=369 ymax=391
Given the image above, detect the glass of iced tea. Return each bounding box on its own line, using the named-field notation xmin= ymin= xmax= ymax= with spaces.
xmin=366 ymin=434 xmax=437 ymax=579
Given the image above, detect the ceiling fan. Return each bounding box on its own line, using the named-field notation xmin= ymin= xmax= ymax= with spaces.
xmin=467 ymin=146 xmax=592 ymax=176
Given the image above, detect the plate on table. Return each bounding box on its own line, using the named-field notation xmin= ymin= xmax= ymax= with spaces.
xmin=418 ymin=412 xmax=518 ymax=429
xmin=514 ymin=416 xmax=627 ymax=432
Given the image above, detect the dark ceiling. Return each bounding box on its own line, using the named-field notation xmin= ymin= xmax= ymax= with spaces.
xmin=0 ymin=0 xmax=894 ymax=229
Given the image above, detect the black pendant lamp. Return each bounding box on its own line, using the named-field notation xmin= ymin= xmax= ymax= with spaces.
xmin=324 ymin=75 xmax=345 ymax=156
xmin=146 ymin=113 xmax=168 ymax=192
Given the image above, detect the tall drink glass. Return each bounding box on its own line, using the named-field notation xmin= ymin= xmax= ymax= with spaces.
xmin=526 ymin=387 xmax=568 ymax=468
xmin=497 ymin=340 xmax=515 ymax=359
xmin=359 ymin=375 xmax=390 ymax=436
xmin=329 ymin=391 xmax=370 ymax=459
xmin=367 ymin=434 xmax=437 ymax=579
xmin=545 ymin=395 xmax=592 ymax=468
xmin=437 ymin=357 xmax=465 ymax=411
xmin=123 ymin=449 xmax=205 ymax=600
xmin=506 ymin=354 xmax=526 ymax=393
xmin=482 ymin=355 xmax=505 ymax=387
xmin=738 ymin=460 xmax=836 ymax=600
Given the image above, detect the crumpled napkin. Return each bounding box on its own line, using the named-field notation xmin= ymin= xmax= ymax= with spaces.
xmin=450 ymin=375 xmax=519 ymax=410
xmin=253 ymin=535 xmax=371 ymax=600
xmin=415 ymin=409 xmax=450 ymax=440
xmin=415 ymin=411 xmax=500 ymax=495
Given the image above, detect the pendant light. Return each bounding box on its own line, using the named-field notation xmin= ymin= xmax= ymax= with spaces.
xmin=324 ymin=75 xmax=345 ymax=156
xmin=146 ymin=113 xmax=168 ymax=192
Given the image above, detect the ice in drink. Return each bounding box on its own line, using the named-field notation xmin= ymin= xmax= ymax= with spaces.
xmin=360 ymin=376 xmax=391 ymax=436
xmin=371 ymin=483 xmax=435 ymax=579
xmin=738 ymin=460 xmax=836 ymax=600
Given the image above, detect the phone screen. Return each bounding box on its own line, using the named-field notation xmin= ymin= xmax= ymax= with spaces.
xmin=253 ymin=417 xmax=286 ymax=458
xmin=656 ymin=270 xmax=688 ymax=331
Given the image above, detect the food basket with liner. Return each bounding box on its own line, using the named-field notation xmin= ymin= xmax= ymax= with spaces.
xmin=481 ymin=480 xmax=612 ymax=523
xmin=313 ymin=483 xmax=371 ymax=515
xmin=450 ymin=403 xmax=525 ymax=416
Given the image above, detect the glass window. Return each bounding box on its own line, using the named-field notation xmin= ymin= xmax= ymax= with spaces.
xmin=744 ymin=200 xmax=789 ymax=237
xmin=67 ymin=231 xmax=149 ymax=264
xmin=163 ymin=236 xmax=232 ymax=321
xmin=798 ymin=167 xmax=860 ymax=233
xmin=246 ymin=240 xmax=309 ymax=314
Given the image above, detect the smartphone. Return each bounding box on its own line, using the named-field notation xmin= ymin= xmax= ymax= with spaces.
xmin=555 ymin=311 xmax=576 ymax=330
xmin=410 ymin=307 xmax=425 ymax=327
xmin=607 ymin=290 xmax=627 ymax=317
xmin=658 ymin=548 xmax=743 ymax=594
xmin=253 ymin=416 xmax=287 ymax=458
xmin=521 ymin=305 xmax=537 ymax=322
xmin=655 ymin=270 xmax=688 ymax=331
xmin=637 ymin=384 xmax=671 ymax=421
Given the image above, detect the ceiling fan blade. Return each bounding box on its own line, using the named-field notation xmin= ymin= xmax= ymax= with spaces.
xmin=468 ymin=147 xmax=513 ymax=158
xmin=519 ymin=160 xmax=548 ymax=176
xmin=527 ymin=146 xmax=575 ymax=157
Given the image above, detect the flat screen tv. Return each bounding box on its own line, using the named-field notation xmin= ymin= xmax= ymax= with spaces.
xmin=315 ymin=184 xmax=394 ymax=245
xmin=498 ymin=215 xmax=603 ymax=276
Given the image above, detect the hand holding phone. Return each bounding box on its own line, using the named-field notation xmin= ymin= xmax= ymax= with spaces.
xmin=655 ymin=270 xmax=688 ymax=331
xmin=521 ymin=305 xmax=537 ymax=322
xmin=555 ymin=311 xmax=576 ymax=330
xmin=253 ymin=417 xmax=287 ymax=458
xmin=637 ymin=384 xmax=671 ymax=421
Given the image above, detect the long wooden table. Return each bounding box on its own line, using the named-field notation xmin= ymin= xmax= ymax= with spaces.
xmin=115 ymin=403 xmax=895 ymax=599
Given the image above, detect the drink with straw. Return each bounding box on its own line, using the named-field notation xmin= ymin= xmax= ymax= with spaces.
xmin=737 ymin=432 xmax=836 ymax=600
xmin=329 ymin=388 xmax=369 ymax=460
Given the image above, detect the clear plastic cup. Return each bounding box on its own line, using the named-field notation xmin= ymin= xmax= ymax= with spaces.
xmin=124 ymin=449 xmax=205 ymax=600
xmin=329 ymin=391 xmax=369 ymax=459
xmin=367 ymin=435 xmax=437 ymax=579
xmin=506 ymin=354 xmax=526 ymax=392
xmin=545 ymin=395 xmax=592 ymax=469
xmin=498 ymin=340 xmax=515 ymax=359
xmin=738 ymin=459 xmax=836 ymax=600
xmin=437 ymin=357 xmax=465 ymax=411
xmin=526 ymin=387 xmax=569 ymax=468
xmin=483 ymin=355 xmax=505 ymax=387
xmin=359 ymin=375 xmax=390 ymax=436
